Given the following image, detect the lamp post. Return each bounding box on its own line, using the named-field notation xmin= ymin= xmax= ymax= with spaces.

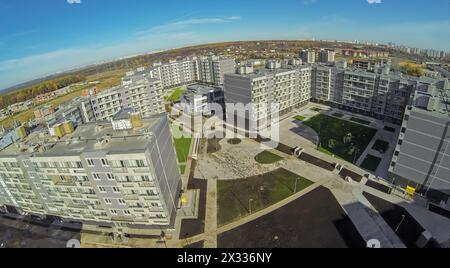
xmin=294 ymin=177 xmax=300 ymax=193
xmin=395 ymin=215 xmax=406 ymax=233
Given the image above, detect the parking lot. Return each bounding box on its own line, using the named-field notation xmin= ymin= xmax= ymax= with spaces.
xmin=0 ymin=215 xmax=81 ymax=248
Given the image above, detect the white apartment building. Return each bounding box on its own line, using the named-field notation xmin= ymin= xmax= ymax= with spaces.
xmin=0 ymin=111 xmax=182 ymax=232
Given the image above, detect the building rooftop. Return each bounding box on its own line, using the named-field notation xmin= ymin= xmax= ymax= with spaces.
xmin=0 ymin=114 xmax=167 ymax=157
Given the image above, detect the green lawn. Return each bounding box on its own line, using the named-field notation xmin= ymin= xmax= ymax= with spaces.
xmin=165 ymin=87 xmax=186 ymax=102
xmin=304 ymin=114 xmax=377 ymax=163
xmin=172 ymin=125 xmax=192 ymax=164
xmin=179 ymin=165 xmax=186 ymax=175
xmin=217 ymin=168 xmax=314 ymax=226
xmin=350 ymin=117 xmax=371 ymax=126
xmin=255 ymin=151 xmax=284 ymax=164
xmin=332 ymin=113 xmax=344 ymax=118
xmin=311 ymin=107 xmax=322 ymax=112
xmin=372 ymin=140 xmax=390 ymax=153
xmin=294 ymin=115 xmax=306 ymax=121
xmin=360 ymin=155 xmax=382 ymax=172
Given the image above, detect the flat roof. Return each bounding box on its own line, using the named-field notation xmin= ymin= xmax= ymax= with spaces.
xmin=392 ymin=108 xmax=450 ymax=191
xmin=0 ymin=114 xmax=167 ymax=157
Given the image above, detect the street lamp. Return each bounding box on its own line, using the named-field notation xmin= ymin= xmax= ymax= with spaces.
xmin=249 ymin=199 xmax=254 ymax=215
xmin=395 ymin=215 xmax=406 ymax=233
xmin=294 ymin=177 xmax=300 ymax=193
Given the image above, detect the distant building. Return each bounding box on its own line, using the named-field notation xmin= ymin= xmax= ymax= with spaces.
xmin=318 ymin=50 xmax=336 ymax=63
xmin=224 ymin=67 xmax=311 ymax=129
xmin=300 ymin=50 xmax=316 ymax=64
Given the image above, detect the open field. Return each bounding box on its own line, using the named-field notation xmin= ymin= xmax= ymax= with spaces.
xmin=304 ymin=114 xmax=377 ymax=163
xmin=0 ymin=69 xmax=127 ymax=129
xmin=217 ymin=168 xmax=313 ymax=226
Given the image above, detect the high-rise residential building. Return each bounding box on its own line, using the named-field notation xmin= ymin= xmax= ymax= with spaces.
xmin=318 ymin=50 xmax=336 ymax=63
xmin=0 ymin=110 xmax=182 ymax=233
xmin=197 ymin=56 xmax=236 ymax=85
xmin=299 ymin=50 xmax=316 ymax=64
xmin=224 ymin=66 xmax=311 ymax=129
xmin=389 ymin=79 xmax=450 ymax=201
xmin=88 ymin=71 xmax=165 ymax=121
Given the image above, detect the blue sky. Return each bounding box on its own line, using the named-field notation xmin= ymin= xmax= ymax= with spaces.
xmin=0 ymin=0 xmax=449 ymax=90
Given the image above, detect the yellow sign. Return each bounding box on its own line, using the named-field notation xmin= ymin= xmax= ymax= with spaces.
xmin=181 ymin=193 xmax=188 ymax=205
xmin=406 ymin=186 xmax=416 ymax=196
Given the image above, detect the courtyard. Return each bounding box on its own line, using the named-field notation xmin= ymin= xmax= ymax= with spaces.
xmin=218 ymin=187 xmax=366 ymax=248
xmin=303 ymin=114 xmax=378 ymax=163
xmin=217 ymin=168 xmax=314 ymax=226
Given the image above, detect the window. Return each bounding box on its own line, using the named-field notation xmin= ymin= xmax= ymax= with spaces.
xmin=124 ymin=210 xmax=131 ymax=215
xmin=93 ymin=173 xmax=101 ymax=180
xmin=118 ymin=199 xmax=126 ymax=205
xmin=110 ymin=210 xmax=117 ymax=215
xmin=87 ymin=159 xmax=95 ymax=167
xmin=107 ymin=173 xmax=115 ymax=180
xmin=141 ymin=176 xmax=150 ymax=182
xmin=98 ymin=187 xmax=107 ymax=193
xmin=75 ymin=161 xmax=83 ymax=168
xmin=101 ymin=159 xmax=109 ymax=167
xmin=136 ymin=160 xmax=145 ymax=168
xmin=112 ymin=187 xmax=120 ymax=193
xmin=104 ymin=198 xmax=112 ymax=204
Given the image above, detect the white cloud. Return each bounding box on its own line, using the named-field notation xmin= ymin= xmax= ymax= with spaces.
xmin=67 ymin=0 xmax=81 ymax=4
xmin=367 ymin=0 xmax=382 ymax=4
xmin=139 ymin=16 xmax=241 ymax=35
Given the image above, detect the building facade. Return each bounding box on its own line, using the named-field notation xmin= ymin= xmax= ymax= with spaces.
xmin=389 ymin=79 xmax=450 ymax=201
xmin=0 ymin=112 xmax=182 ymax=231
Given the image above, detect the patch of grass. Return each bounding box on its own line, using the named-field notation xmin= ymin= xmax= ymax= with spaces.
xmin=217 ymin=168 xmax=314 ymax=225
xmin=332 ymin=113 xmax=344 ymax=118
xmin=360 ymin=155 xmax=382 ymax=172
xmin=172 ymin=125 xmax=192 ymax=164
xmin=350 ymin=117 xmax=371 ymax=126
xmin=165 ymin=87 xmax=186 ymax=102
xmin=311 ymin=107 xmax=322 ymax=112
xmin=179 ymin=165 xmax=186 ymax=175
xmin=294 ymin=115 xmax=306 ymax=121
xmin=372 ymin=140 xmax=389 ymax=153
xmin=384 ymin=126 xmax=396 ymax=133
xmin=304 ymin=114 xmax=377 ymax=163
xmin=255 ymin=151 xmax=284 ymax=164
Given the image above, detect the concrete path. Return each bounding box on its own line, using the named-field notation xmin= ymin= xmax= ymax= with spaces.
xmin=203 ymin=177 xmax=217 ymax=248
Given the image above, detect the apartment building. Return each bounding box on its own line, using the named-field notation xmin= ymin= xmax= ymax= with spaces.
xmin=197 ymin=56 xmax=236 ymax=85
xmin=151 ymin=59 xmax=199 ymax=89
xmin=318 ymin=50 xmax=336 ymax=63
xmin=0 ymin=110 xmax=182 ymax=232
xmin=89 ymin=73 xmax=165 ymax=121
xmin=224 ymin=66 xmax=311 ymax=129
xmin=180 ymin=84 xmax=224 ymax=114
xmin=299 ymin=50 xmax=316 ymax=64
xmin=389 ymin=79 xmax=450 ymax=201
